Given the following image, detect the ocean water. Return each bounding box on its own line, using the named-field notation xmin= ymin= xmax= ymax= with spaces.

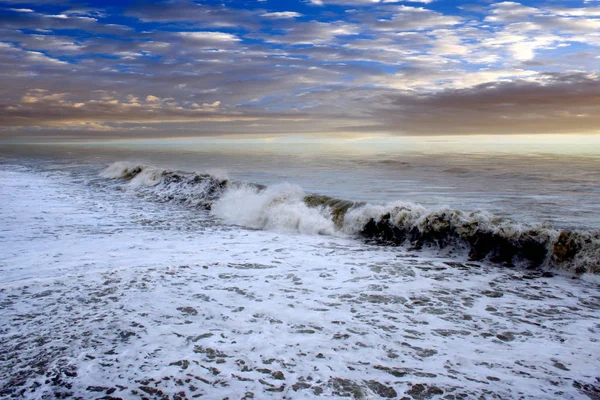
xmin=1 ymin=138 xmax=599 ymax=399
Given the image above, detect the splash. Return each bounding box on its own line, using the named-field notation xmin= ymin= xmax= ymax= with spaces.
xmin=101 ymin=162 xmax=600 ymax=275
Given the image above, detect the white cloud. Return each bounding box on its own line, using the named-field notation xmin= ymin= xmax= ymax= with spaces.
xmin=373 ymin=6 xmax=462 ymax=31
xmin=548 ymin=7 xmax=600 ymax=17
xmin=485 ymin=2 xmax=540 ymax=23
xmin=26 ymin=50 xmax=67 ymax=65
xmin=260 ymin=21 xmax=360 ymax=44
xmin=261 ymin=11 xmax=302 ymax=19
xmin=178 ymin=32 xmax=240 ymax=42
xmin=430 ymin=29 xmax=469 ymax=56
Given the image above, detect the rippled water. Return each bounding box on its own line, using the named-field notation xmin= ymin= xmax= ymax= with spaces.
xmin=2 ymin=136 xmax=600 ymax=229
xmin=1 ymin=138 xmax=599 ymax=399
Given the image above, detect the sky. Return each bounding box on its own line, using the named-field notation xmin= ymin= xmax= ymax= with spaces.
xmin=0 ymin=0 xmax=599 ymax=139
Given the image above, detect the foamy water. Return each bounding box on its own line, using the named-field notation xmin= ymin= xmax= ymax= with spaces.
xmin=0 ymin=146 xmax=599 ymax=399
xmin=99 ymin=161 xmax=599 ymax=275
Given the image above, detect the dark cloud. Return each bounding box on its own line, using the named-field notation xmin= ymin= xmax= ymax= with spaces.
xmin=369 ymin=6 xmax=462 ymax=31
xmin=0 ymin=8 xmax=132 ymax=35
xmin=3 ymin=73 xmax=598 ymax=137
xmin=125 ymin=0 xmax=258 ymax=29
xmin=370 ymin=73 xmax=600 ymax=135
xmin=251 ymin=21 xmax=361 ymax=45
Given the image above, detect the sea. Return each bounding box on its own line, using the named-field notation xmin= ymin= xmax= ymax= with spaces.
xmin=0 ymin=135 xmax=599 ymax=399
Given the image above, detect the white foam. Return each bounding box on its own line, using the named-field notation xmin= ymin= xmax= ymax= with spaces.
xmin=2 ymin=164 xmax=600 ymax=399
xmin=212 ymin=182 xmax=336 ymax=235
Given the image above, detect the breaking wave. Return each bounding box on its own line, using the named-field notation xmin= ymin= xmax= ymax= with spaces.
xmin=102 ymin=162 xmax=600 ymax=275
xmin=101 ymin=161 xmax=233 ymax=208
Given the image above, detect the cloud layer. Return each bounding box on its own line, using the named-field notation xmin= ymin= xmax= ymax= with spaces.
xmin=1 ymin=0 xmax=599 ymax=137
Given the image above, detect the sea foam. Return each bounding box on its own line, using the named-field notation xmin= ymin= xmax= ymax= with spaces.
xmin=212 ymin=182 xmax=336 ymax=235
xmin=101 ymin=162 xmax=600 ymax=275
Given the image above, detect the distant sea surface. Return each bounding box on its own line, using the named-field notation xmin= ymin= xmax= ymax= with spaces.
xmin=3 ymin=135 xmax=600 ymax=229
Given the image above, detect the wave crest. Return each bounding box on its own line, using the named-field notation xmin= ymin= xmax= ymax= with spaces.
xmin=213 ymin=183 xmax=336 ymax=235
xmin=101 ymin=162 xmax=229 ymax=208
xmin=101 ymin=162 xmax=600 ymax=275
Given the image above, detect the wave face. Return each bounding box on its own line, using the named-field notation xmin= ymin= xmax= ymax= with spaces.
xmin=101 ymin=161 xmax=230 ymax=208
xmin=101 ymin=162 xmax=600 ymax=275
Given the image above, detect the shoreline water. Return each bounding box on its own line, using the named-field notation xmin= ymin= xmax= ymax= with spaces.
xmin=0 ymin=153 xmax=599 ymax=399
xmin=99 ymin=161 xmax=600 ymax=276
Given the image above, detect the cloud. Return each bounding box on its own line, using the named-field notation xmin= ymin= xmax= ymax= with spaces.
xmin=0 ymin=41 xmax=69 ymax=67
xmin=177 ymin=31 xmax=241 ymax=47
xmin=0 ymin=8 xmax=132 ymax=35
xmin=369 ymin=6 xmax=462 ymax=31
xmin=0 ymin=89 xmax=264 ymax=127
xmin=125 ymin=0 xmax=257 ymax=29
xmin=257 ymin=21 xmax=361 ymax=45
xmin=2 ymin=0 xmax=600 ymax=137
xmin=548 ymin=6 xmax=600 ymax=17
xmin=485 ymin=2 xmax=540 ymax=23
xmin=261 ymin=11 xmax=302 ymax=19
xmin=369 ymin=73 xmax=600 ymax=135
